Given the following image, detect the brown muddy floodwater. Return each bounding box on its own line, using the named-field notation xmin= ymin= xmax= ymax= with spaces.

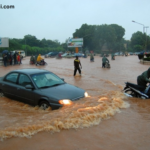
xmin=0 ymin=55 xmax=150 ymax=150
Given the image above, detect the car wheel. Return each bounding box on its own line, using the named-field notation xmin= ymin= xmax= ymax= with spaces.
xmin=39 ymin=101 xmax=50 ymax=110
xmin=0 ymin=90 xmax=4 ymax=97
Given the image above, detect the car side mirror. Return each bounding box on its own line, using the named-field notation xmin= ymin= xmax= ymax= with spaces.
xmin=25 ymin=84 xmax=34 ymax=89
xmin=61 ymin=78 xmax=64 ymax=81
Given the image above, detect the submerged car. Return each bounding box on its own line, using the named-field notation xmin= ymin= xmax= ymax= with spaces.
xmin=0 ymin=69 xmax=88 ymax=110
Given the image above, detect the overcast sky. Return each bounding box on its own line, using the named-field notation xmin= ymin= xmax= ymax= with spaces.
xmin=0 ymin=0 xmax=150 ymax=43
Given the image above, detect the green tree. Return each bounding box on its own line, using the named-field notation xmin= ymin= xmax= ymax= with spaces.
xmin=72 ymin=23 xmax=125 ymax=53
xmin=23 ymin=34 xmax=40 ymax=47
xmin=131 ymin=31 xmax=147 ymax=51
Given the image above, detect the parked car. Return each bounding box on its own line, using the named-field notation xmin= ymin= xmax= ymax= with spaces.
xmin=45 ymin=52 xmax=52 ymax=58
xmin=114 ymin=52 xmax=120 ymax=56
xmin=100 ymin=53 xmax=109 ymax=57
xmin=49 ymin=52 xmax=59 ymax=57
xmin=128 ymin=52 xmax=134 ymax=55
xmin=73 ymin=53 xmax=84 ymax=57
xmin=134 ymin=52 xmax=141 ymax=55
xmin=62 ymin=53 xmax=74 ymax=58
xmin=0 ymin=69 xmax=88 ymax=110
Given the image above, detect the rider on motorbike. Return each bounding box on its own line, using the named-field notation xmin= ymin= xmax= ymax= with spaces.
xmin=137 ymin=68 xmax=150 ymax=87
xmin=36 ymin=54 xmax=45 ymax=65
xmin=111 ymin=53 xmax=115 ymax=60
xmin=30 ymin=55 xmax=36 ymax=64
xmin=102 ymin=55 xmax=109 ymax=68
xmin=56 ymin=53 xmax=62 ymax=59
xmin=90 ymin=53 xmax=94 ymax=62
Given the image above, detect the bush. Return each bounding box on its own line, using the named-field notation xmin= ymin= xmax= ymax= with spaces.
xmin=143 ymin=57 xmax=150 ymax=61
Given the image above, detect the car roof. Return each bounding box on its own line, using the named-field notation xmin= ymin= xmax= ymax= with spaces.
xmin=10 ymin=68 xmax=49 ymax=75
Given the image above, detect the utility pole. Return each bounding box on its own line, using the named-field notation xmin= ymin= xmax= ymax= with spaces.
xmin=25 ymin=39 xmax=27 ymax=56
xmin=132 ymin=20 xmax=145 ymax=33
xmin=144 ymin=26 xmax=149 ymax=51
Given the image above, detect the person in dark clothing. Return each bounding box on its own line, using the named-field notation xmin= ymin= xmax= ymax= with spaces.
xmin=137 ymin=68 xmax=150 ymax=87
xmin=102 ymin=55 xmax=109 ymax=68
xmin=90 ymin=53 xmax=94 ymax=62
xmin=8 ymin=52 xmax=13 ymax=65
xmin=30 ymin=55 xmax=36 ymax=64
xmin=13 ymin=51 xmax=17 ymax=65
xmin=74 ymin=56 xmax=82 ymax=76
xmin=111 ymin=53 xmax=115 ymax=60
xmin=3 ymin=53 xmax=8 ymax=67
xmin=10 ymin=52 xmax=13 ymax=65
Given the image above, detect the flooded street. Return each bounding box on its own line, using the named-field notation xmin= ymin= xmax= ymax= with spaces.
xmin=0 ymin=55 xmax=150 ymax=150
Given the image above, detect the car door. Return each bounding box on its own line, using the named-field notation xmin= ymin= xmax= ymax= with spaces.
xmin=2 ymin=72 xmax=19 ymax=99
xmin=17 ymin=73 xmax=36 ymax=105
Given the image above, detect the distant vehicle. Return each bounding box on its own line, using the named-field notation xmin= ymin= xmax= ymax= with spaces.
xmin=48 ymin=52 xmax=59 ymax=57
xmin=45 ymin=52 xmax=52 ymax=58
xmin=134 ymin=52 xmax=141 ymax=55
xmin=114 ymin=52 xmax=124 ymax=56
xmin=100 ymin=53 xmax=109 ymax=57
xmin=114 ymin=52 xmax=120 ymax=56
xmin=73 ymin=53 xmax=84 ymax=57
xmin=119 ymin=52 xmax=124 ymax=56
xmin=62 ymin=53 xmax=74 ymax=58
xmin=11 ymin=50 xmax=26 ymax=59
xmin=128 ymin=52 xmax=134 ymax=55
xmin=0 ymin=68 xmax=89 ymax=110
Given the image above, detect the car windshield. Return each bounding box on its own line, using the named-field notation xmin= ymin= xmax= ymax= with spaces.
xmin=31 ymin=72 xmax=65 ymax=88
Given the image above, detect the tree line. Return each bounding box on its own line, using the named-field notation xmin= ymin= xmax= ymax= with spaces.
xmin=0 ymin=35 xmax=66 ymax=56
xmin=0 ymin=24 xmax=150 ymax=55
xmin=73 ymin=24 xmax=150 ymax=53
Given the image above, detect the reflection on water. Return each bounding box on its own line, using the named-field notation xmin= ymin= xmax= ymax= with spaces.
xmin=0 ymin=85 xmax=129 ymax=140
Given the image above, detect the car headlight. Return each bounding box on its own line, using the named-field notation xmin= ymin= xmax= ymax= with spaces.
xmin=59 ymin=99 xmax=72 ymax=105
xmin=84 ymin=92 xmax=89 ymax=97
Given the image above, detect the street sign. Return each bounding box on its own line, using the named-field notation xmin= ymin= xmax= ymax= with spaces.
xmin=67 ymin=38 xmax=83 ymax=48
xmin=0 ymin=37 xmax=9 ymax=47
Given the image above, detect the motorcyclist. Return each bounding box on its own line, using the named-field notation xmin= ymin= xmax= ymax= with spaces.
xmin=30 ymin=55 xmax=36 ymax=64
xmin=56 ymin=53 xmax=62 ymax=59
xmin=36 ymin=54 xmax=45 ymax=65
xmin=137 ymin=68 xmax=150 ymax=87
xmin=102 ymin=55 xmax=109 ymax=68
xmin=90 ymin=53 xmax=94 ymax=62
xmin=111 ymin=53 xmax=115 ymax=60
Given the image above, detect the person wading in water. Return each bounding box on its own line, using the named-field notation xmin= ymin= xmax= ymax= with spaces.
xmin=74 ymin=56 xmax=82 ymax=76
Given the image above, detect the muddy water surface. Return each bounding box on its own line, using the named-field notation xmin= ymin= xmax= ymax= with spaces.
xmin=0 ymin=55 xmax=150 ymax=150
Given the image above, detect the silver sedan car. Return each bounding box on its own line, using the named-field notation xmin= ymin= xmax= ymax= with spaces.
xmin=0 ymin=69 xmax=88 ymax=109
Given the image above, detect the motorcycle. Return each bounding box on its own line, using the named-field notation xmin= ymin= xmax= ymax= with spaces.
xmin=35 ymin=60 xmax=47 ymax=66
xmin=111 ymin=56 xmax=115 ymax=60
xmin=105 ymin=61 xmax=111 ymax=68
xmin=123 ymin=82 xmax=150 ymax=99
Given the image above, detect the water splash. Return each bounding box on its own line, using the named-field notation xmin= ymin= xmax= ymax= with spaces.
xmin=0 ymin=90 xmax=129 ymax=140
